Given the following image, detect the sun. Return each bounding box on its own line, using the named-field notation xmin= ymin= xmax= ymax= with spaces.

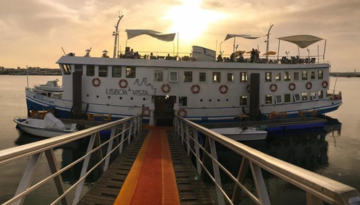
xmin=164 ymin=0 xmax=226 ymax=42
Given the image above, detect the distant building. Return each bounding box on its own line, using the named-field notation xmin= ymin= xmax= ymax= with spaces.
xmin=0 ymin=67 xmax=4 ymax=72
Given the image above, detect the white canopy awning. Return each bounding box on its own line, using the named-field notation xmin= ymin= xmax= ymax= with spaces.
xmin=126 ymin=29 xmax=176 ymax=42
xmin=224 ymin=34 xmax=260 ymax=41
xmin=278 ymin=35 xmax=323 ymax=48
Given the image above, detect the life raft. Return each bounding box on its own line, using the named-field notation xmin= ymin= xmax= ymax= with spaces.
xmin=306 ymin=82 xmax=312 ymax=90
xmin=270 ymin=84 xmax=277 ymax=92
xmin=191 ymin=84 xmax=200 ymax=94
xmin=289 ymin=83 xmax=296 ymax=91
xmin=92 ymin=78 xmax=101 ymax=87
xmin=119 ymin=79 xmax=128 ymax=88
xmin=161 ymin=84 xmax=171 ymax=93
xmin=219 ymin=85 xmax=228 ymax=94
xmin=177 ymin=109 xmax=187 ymax=117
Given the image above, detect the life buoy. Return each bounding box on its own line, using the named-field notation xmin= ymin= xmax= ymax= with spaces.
xmin=92 ymin=78 xmax=101 ymax=87
xmin=142 ymin=107 xmax=150 ymax=117
xmin=119 ymin=79 xmax=128 ymax=88
xmin=219 ymin=85 xmax=228 ymax=94
xmin=177 ymin=109 xmax=187 ymax=117
xmin=191 ymin=84 xmax=200 ymax=94
xmin=289 ymin=83 xmax=296 ymax=91
xmin=161 ymin=84 xmax=171 ymax=93
xmin=246 ymin=84 xmax=250 ymax=93
xmin=270 ymin=84 xmax=277 ymax=92
xmin=306 ymin=82 xmax=312 ymax=90
xmin=322 ymin=81 xmax=328 ymax=88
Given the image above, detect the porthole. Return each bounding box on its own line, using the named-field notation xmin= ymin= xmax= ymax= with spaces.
xmin=209 ymin=99 xmax=212 ymax=102
xmin=119 ymin=97 xmax=122 ymax=100
xmin=217 ymin=99 xmax=220 ymax=102
xmin=131 ymin=97 xmax=133 ymax=100
xmin=96 ymin=95 xmax=99 ymax=98
xmin=143 ymin=98 xmax=146 ymax=101
xmin=108 ymin=96 xmax=111 ymax=99
xmin=86 ymin=94 xmax=89 ymax=97
xmin=226 ymin=99 xmax=229 ymax=101
xmin=200 ymin=99 xmax=203 ymax=102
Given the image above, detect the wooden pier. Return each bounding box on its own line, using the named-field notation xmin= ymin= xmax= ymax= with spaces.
xmin=78 ymin=127 xmax=215 ymax=205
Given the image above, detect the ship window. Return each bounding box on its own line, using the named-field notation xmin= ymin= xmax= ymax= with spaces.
xmin=294 ymin=72 xmax=299 ymax=81
xmin=302 ymin=71 xmax=308 ymax=80
xmin=265 ymin=72 xmax=272 ymax=82
xmin=284 ymin=94 xmax=291 ymax=103
xmin=310 ymin=92 xmax=318 ymax=100
xmin=294 ymin=94 xmax=301 ymax=102
xmin=240 ymin=72 xmax=248 ymax=82
xmin=213 ymin=72 xmax=221 ymax=82
xmin=302 ymin=92 xmax=308 ymax=101
xmin=275 ymin=72 xmax=281 ymax=81
xmin=184 ymin=71 xmax=192 ymax=82
xmin=284 ymin=71 xmax=291 ymax=81
xmin=318 ymin=70 xmax=323 ymax=79
xmin=275 ymin=95 xmax=283 ymax=104
xmin=112 ymin=66 xmax=122 ymax=77
xmin=169 ymin=71 xmax=179 ymax=82
xmin=86 ymin=65 xmax=95 ymax=76
xmin=318 ymin=90 xmax=323 ymax=99
xmin=265 ymin=95 xmax=273 ymax=104
xmin=311 ymin=71 xmax=316 ymax=79
xmin=154 ymin=70 xmax=163 ymax=82
xmin=99 ymin=66 xmax=108 ymax=77
xmin=199 ymin=72 xmax=206 ymax=82
xmin=126 ymin=67 xmax=136 ymax=78
xmin=227 ymin=73 xmax=234 ymax=82
xmin=240 ymin=96 xmax=247 ymax=105
xmin=179 ymin=97 xmax=187 ymax=106
xmin=61 ymin=64 xmax=71 ymax=75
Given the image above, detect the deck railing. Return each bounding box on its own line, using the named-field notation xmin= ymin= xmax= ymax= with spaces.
xmin=174 ymin=115 xmax=360 ymax=205
xmin=0 ymin=115 xmax=142 ymax=205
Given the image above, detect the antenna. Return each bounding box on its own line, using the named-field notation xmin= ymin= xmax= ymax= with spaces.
xmin=61 ymin=47 xmax=67 ymax=56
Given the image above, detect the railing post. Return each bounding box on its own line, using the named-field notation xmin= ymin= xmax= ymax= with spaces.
xmin=193 ymin=127 xmax=201 ymax=175
xmin=104 ymin=126 xmax=117 ymax=171
xmin=177 ymin=118 xmax=180 ymax=138
xmin=181 ymin=120 xmax=185 ymax=145
xmin=12 ymin=152 xmax=43 ymax=205
xmin=72 ymin=133 xmax=96 ymax=205
xmin=128 ymin=120 xmax=133 ymax=143
xmin=250 ymin=162 xmax=271 ymax=205
xmin=185 ymin=124 xmax=190 ymax=156
xmin=45 ymin=149 xmax=68 ymax=205
xmin=306 ymin=193 xmax=323 ymax=205
xmin=232 ymin=157 xmax=250 ymax=204
xmin=133 ymin=117 xmax=137 ymax=137
xmin=208 ymin=137 xmax=225 ymax=205
xmin=138 ymin=115 xmax=141 ymax=133
xmin=119 ymin=122 xmax=127 ymax=154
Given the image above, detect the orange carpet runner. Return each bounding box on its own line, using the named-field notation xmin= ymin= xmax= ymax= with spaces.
xmin=114 ymin=128 xmax=180 ymax=205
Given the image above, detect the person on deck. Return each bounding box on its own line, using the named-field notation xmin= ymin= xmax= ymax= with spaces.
xmin=250 ymin=49 xmax=255 ymax=63
xmin=217 ymin=55 xmax=223 ymax=62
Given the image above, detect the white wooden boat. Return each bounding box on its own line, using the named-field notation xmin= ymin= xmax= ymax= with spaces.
xmin=34 ymin=80 xmax=63 ymax=92
xmin=14 ymin=113 xmax=77 ymax=138
xmin=211 ymin=127 xmax=267 ymax=141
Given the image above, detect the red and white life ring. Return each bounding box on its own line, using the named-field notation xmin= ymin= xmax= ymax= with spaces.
xmin=191 ymin=84 xmax=200 ymax=94
xmin=161 ymin=84 xmax=171 ymax=93
xmin=289 ymin=83 xmax=296 ymax=91
xmin=219 ymin=85 xmax=228 ymax=94
xmin=322 ymin=81 xmax=328 ymax=88
xmin=92 ymin=78 xmax=101 ymax=87
xmin=142 ymin=107 xmax=150 ymax=117
xmin=119 ymin=79 xmax=128 ymax=88
xmin=177 ymin=109 xmax=187 ymax=117
xmin=246 ymin=84 xmax=250 ymax=93
xmin=306 ymin=82 xmax=312 ymax=90
xmin=270 ymin=84 xmax=277 ymax=92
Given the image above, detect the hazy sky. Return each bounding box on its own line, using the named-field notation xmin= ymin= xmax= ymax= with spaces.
xmin=0 ymin=0 xmax=359 ymax=71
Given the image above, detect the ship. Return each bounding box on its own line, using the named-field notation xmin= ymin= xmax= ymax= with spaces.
xmin=25 ymin=15 xmax=342 ymax=125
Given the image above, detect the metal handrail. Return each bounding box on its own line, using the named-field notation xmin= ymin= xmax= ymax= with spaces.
xmin=174 ymin=115 xmax=360 ymax=205
xmin=0 ymin=114 xmax=142 ymax=205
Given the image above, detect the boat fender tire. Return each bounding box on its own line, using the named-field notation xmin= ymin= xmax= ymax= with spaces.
xmin=306 ymin=82 xmax=312 ymax=90
xmin=119 ymin=79 xmax=128 ymax=89
xmin=92 ymin=78 xmax=101 ymax=87
xmin=191 ymin=84 xmax=200 ymax=94
xmin=219 ymin=85 xmax=228 ymax=94
xmin=246 ymin=84 xmax=250 ymax=93
xmin=322 ymin=81 xmax=328 ymax=88
xmin=142 ymin=107 xmax=150 ymax=117
xmin=177 ymin=109 xmax=187 ymax=117
xmin=161 ymin=84 xmax=171 ymax=93
xmin=270 ymin=84 xmax=277 ymax=92
xmin=76 ymin=122 xmax=86 ymax=131
xmin=289 ymin=83 xmax=296 ymax=91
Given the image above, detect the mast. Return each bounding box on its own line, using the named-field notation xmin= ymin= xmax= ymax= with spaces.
xmin=265 ymin=24 xmax=274 ymax=62
xmin=113 ymin=14 xmax=124 ymax=58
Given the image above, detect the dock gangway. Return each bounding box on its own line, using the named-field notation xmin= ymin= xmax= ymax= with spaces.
xmin=0 ymin=114 xmax=359 ymax=205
